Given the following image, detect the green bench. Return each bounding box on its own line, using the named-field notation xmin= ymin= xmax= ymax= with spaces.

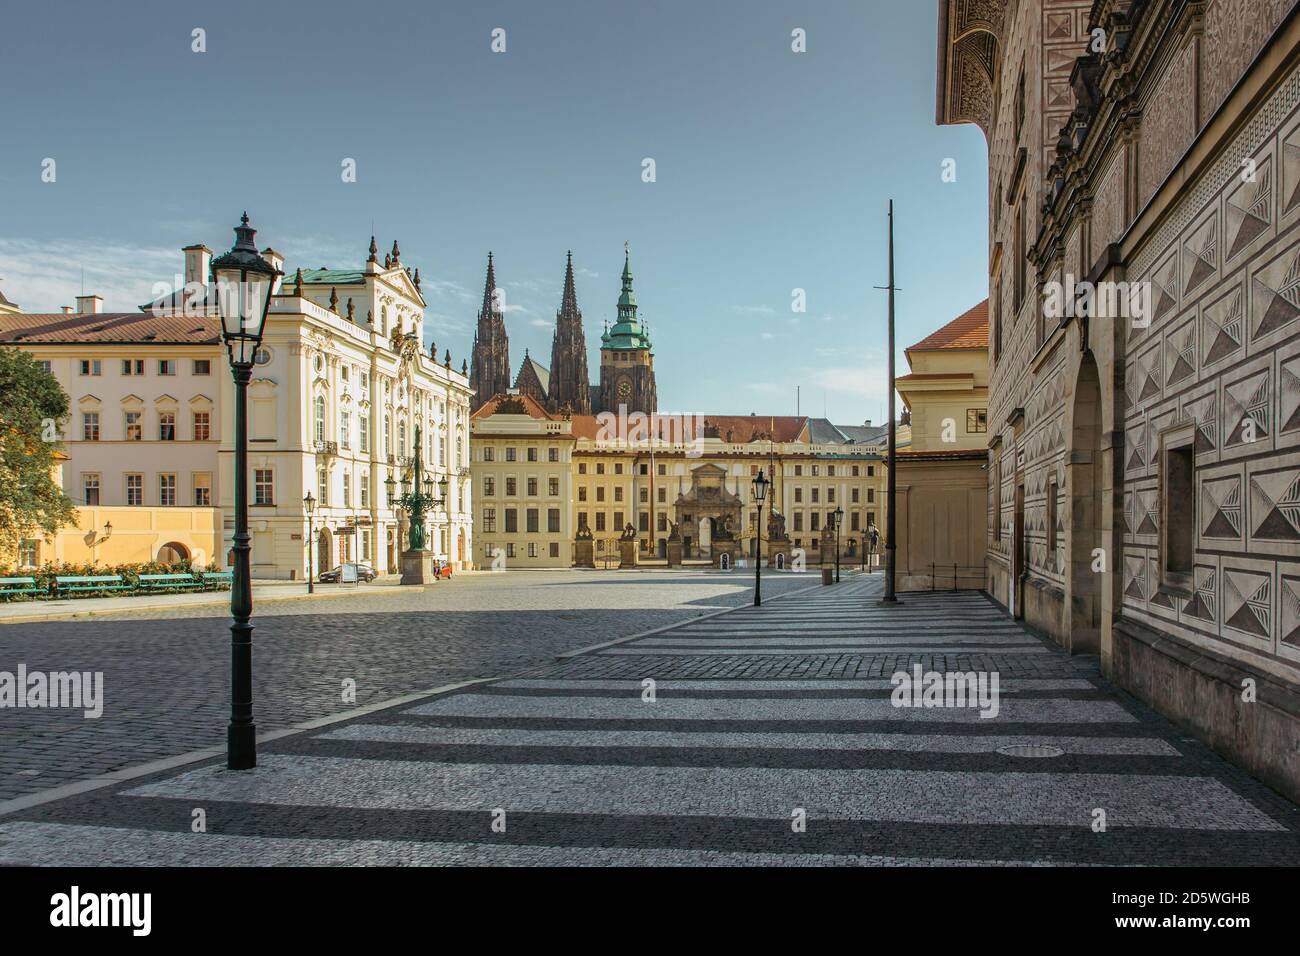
xmin=53 ymin=574 xmax=130 ymax=595
xmin=202 ymin=571 xmax=233 ymax=589
xmin=0 ymin=576 xmax=47 ymax=598
xmin=137 ymin=572 xmax=200 ymax=591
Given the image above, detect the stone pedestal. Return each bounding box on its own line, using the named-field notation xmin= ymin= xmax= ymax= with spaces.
xmin=818 ymin=528 xmax=835 ymax=568
xmin=666 ymin=539 xmax=683 ymax=567
xmin=713 ymin=543 xmax=739 ymax=570
xmin=574 ymin=537 xmax=595 ymax=568
xmin=768 ymin=538 xmax=791 ymax=572
xmin=400 ymin=549 xmax=436 ymax=586
xmin=619 ymin=537 xmax=639 ymax=569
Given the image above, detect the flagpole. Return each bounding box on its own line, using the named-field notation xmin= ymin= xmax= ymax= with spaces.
xmin=879 ymin=200 xmax=901 ymax=605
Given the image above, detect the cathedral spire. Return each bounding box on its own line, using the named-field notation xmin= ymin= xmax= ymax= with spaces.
xmin=481 ymin=251 xmax=498 ymax=316
xmin=547 ymin=250 xmax=591 ymax=414
xmin=470 ymin=251 xmax=511 ymax=408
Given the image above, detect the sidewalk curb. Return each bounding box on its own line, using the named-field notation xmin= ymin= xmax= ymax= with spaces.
xmin=0 ymin=677 xmax=496 ymax=819
xmin=555 ymin=576 xmax=839 ymax=659
xmin=0 ymin=583 xmax=412 ymax=626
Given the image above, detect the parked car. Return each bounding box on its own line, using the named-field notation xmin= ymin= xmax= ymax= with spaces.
xmin=318 ymin=563 xmax=377 ymax=584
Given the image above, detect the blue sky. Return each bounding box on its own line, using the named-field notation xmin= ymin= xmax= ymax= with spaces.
xmin=0 ymin=0 xmax=990 ymax=423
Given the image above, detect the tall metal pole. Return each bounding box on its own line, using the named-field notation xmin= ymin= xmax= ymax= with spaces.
xmin=882 ymin=200 xmax=900 ymax=605
xmin=228 ymin=365 xmax=257 ymax=768
xmin=307 ymin=512 xmax=314 ymax=594
xmin=754 ymin=498 xmax=763 ymax=607
xmin=835 ymin=517 xmax=841 ymax=583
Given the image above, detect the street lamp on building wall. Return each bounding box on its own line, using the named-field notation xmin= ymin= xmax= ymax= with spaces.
xmin=751 ymin=470 xmax=768 ymax=607
xmin=212 ymin=212 xmax=281 ymax=771
xmin=304 ymin=491 xmax=316 ymax=593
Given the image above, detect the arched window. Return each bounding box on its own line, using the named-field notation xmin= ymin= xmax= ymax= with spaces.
xmin=314 ymin=395 xmax=326 ymax=443
xmin=384 ymin=414 xmax=391 ymax=455
xmin=399 ymin=419 xmax=407 ymax=457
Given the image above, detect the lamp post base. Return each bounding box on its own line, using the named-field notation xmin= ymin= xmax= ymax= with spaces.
xmin=227 ymin=723 xmax=256 ymax=770
xmin=400 ymin=549 xmax=437 ymax=585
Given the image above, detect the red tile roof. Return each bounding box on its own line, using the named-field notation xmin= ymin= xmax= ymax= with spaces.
xmin=470 ymin=392 xmax=556 ymax=420
xmin=0 ymin=313 xmax=221 ymax=345
xmin=907 ymin=299 xmax=989 ymax=352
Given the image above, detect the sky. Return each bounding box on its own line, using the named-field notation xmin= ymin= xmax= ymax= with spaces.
xmin=0 ymin=0 xmax=990 ymax=424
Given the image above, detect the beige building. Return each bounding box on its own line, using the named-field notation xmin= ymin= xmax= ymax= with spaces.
xmin=0 ymin=235 xmax=475 ymax=579
xmin=894 ymin=300 xmax=990 ymax=589
xmin=937 ymin=0 xmax=1300 ymax=799
xmin=472 ymin=396 xmax=894 ymax=568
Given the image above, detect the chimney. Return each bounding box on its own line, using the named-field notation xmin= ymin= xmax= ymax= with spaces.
xmin=61 ymin=306 xmax=74 ymax=315
xmin=182 ymin=244 xmax=212 ymax=289
xmin=76 ymin=294 xmax=103 ymax=314
xmin=862 ymin=419 xmax=872 ymax=427
xmin=261 ymin=247 xmax=285 ymax=293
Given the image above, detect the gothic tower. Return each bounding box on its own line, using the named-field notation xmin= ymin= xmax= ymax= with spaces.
xmin=469 ymin=252 xmax=511 ymax=408
xmin=597 ymin=244 xmax=657 ymax=415
xmin=547 ymin=251 xmax=592 ymax=414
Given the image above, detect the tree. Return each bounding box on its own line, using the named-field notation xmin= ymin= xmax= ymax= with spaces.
xmin=0 ymin=346 xmax=77 ymax=558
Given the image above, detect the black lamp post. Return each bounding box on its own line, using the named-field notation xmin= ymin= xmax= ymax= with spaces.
xmin=751 ymin=470 xmax=768 ymax=607
xmin=213 ymin=212 xmax=281 ymax=771
xmin=385 ymin=426 xmax=447 ymax=577
xmin=304 ymin=491 xmax=316 ymax=593
xmin=833 ymin=505 xmax=844 ymax=583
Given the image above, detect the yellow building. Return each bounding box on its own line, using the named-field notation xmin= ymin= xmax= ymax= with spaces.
xmin=472 ymin=395 xmax=892 ymax=568
xmin=893 ymin=300 xmax=989 ymax=590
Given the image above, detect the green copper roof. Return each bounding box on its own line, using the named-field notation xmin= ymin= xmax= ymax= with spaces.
xmin=296 ymin=269 xmax=367 ymax=285
xmin=601 ymin=248 xmax=651 ymax=350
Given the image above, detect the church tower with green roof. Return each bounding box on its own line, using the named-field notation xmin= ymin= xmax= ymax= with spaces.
xmin=597 ymin=244 xmax=657 ymax=415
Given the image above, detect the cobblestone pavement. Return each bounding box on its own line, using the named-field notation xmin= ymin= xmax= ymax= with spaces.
xmin=0 ymin=569 xmax=812 ymax=802
xmin=2 ymin=574 xmax=1298 ymax=865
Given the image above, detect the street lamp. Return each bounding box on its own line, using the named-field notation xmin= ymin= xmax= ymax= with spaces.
xmin=212 ymin=212 xmax=281 ymax=771
xmin=833 ymin=505 xmax=844 ymax=583
xmin=387 ymin=425 xmax=447 ymax=582
xmin=304 ymin=491 xmax=316 ymax=594
xmin=751 ymin=470 xmax=768 ymax=607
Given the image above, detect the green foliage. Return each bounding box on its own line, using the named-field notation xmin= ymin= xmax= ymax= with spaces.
xmin=0 ymin=559 xmax=225 ymax=601
xmin=0 ymin=347 xmax=77 ymax=555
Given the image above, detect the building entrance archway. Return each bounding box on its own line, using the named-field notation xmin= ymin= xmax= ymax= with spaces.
xmin=1067 ymin=353 xmax=1103 ymax=654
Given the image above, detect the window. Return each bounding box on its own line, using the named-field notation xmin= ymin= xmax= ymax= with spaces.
xmin=122 ymin=359 xmax=144 ymax=376
xmin=18 ymin=539 xmax=39 ymax=568
xmin=339 ymin=412 xmax=350 ymax=449
xmin=254 ymin=469 xmax=274 ymax=505
xmin=577 ymin=510 xmax=588 ymax=530
xmin=639 ymin=487 xmax=648 ymax=503
xmin=548 ymin=447 xmax=559 ymax=462
xmin=614 ymin=486 xmax=624 ymax=503
xmin=548 ymin=477 xmax=559 ymax=496
xmin=126 ymin=473 xmax=143 ymax=506
xmin=615 ymin=463 xmax=623 ymax=475
xmin=596 ymin=463 xmax=605 ymax=475
xmin=794 ymin=465 xmax=802 ymax=477
xmin=193 ymin=411 xmax=210 ymax=441
xmin=360 ymin=474 xmax=369 ymax=508
xmin=159 ymin=360 xmax=176 ymax=376
xmin=526 ymin=508 xmax=539 ymax=533
xmin=595 ymin=512 xmax=606 ymax=532
xmin=811 ymin=512 xmax=821 ymax=532
xmin=1014 ymin=199 xmax=1027 ymax=314
xmin=383 ymin=414 xmax=391 ymax=455
xmin=527 ymin=447 xmax=537 ymax=462
xmin=318 ymin=466 xmax=328 ymax=505
xmin=851 ymin=511 xmax=861 ymax=531
xmin=794 ymin=488 xmax=804 ymax=504
xmin=596 ymin=487 xmax=606 ymax=502
xmin=83 ymin=473 xmax=100 ymax=506
xmin=79 ymin=359 xmax=101 ymax=376
xmin=578 ymin=463 xmax=587 ymax=475
xmin=125 ymin=411 xmax=142 ymax=441
xmin=548 ymin=508 xmax=560 ymax=533
xmin=505 ymin=509 xmax=518 ymax=533
xmin=613 ymin=511 xmax=624 ymax=531
xmin=967 ymin=408 xmax=988 ymax=433
xmin=812 ymin=465 xmax=820 ymax=476
xmin=1046 ymin=475 xmax=1058 ymax=567
xmin=992 ymin=457 xmax=1002 ymax=542
xmin=1161 ymin=427 xmax=1196 ymax=590
xmin=868 ymin=488 xmax=875 ymax=503
xmin=82 ymin=412 xmax=100 ymax=441
xmin=527 ymin=477 xmax=538 ymax=496
xmin=828 ymin=465 xmax=836 ymax=477
xmin=657 ymin=513 xmax=668 ymax=532
xmin=811 ymin=488 xmax=820 ymax=503
xmin=505 ymin=477 xmax=517 ymax=496
xmin=484 ymin=446 xmax=494 ymax=462
xmin=506 ymin=543 xmax=516 ymax=559
xmin=483 ymin=508 xmax=497 ymax=533
xmin=828 ymin=488 xmax=835 ymax=504
xmin=194 ymin=473 xmax=211 ymax=506
xmin=851 ymin=488 xmax=860 ymax=503
xmin=505 ymin=447 xmax=517 ymax=462
xmin=868 ymin=466 xmax=875 ymax=477
xmin=315 ymin=396 xmax=327 ymax=443
xmin=159 ymin=473 xmax=177 ymax=506
xmin=483 ymin=476 xmax=495 ymax=496
xmin=1014 ymin=68 xmax=1026 ymax=143
xmin=639 ymin=512 xmax=649 ymax=532
xmin=658 ymin=487 xmax=666 ymax=503
xmin=794 ymin=512 xmax=804 ymax=532
xmin=359 ymin=417 xmax=369 ymax=454
xmin=852 ymin=466 xmax=860 ymax=477
xmin=37 ymin=360 xmax=51 ymax=374
xmin=578 ymin=486 xmax=588 ymax=502
xmin=159 ymin=411 xmax=176 ymax=441
xmin=342 ymin=471 xmax=351 ymax=507
xmin=193 ymin=359 xmax=211 ymax=375
xmin=549 ymin=542 xmax=560 ymax=558
xmin=399 ymin=420 xmax=406 ymax=456
xmin=528 ymin=542 xmax=538 ymax=558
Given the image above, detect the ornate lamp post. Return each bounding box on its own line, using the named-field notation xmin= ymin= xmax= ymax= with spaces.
xmin=212 ymin=212 xmax=281 ymax=771
xmin=304 ymin=491 xmax=316 ymax=593
xmin=833 ymin=505 xmax=844 ymax=583
xmin=384 ymin=424 xmax=448 ymax=583
xmin=751 ymin=470 xmax=769 ymax=607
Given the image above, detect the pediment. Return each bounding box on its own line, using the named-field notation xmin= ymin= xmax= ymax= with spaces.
xmin=120 ymin=393 xmax=144 ymax=406
xmin=154 ymin=393 xmax=179 ymax=406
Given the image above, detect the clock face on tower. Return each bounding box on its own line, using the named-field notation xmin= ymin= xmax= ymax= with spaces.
xmin=617 ymin=378 xmax=632 ymax=399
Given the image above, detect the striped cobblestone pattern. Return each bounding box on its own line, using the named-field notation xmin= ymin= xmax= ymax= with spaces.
xmin=2 ymin=575 xmax=1298 ymax=865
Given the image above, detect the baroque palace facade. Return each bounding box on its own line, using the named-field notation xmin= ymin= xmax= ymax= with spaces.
xmin=470 ymin=396 xmax=895 ymax=569
xmin=937 ymin=0 xmax=1300 ymax=800
xmin=0 ymin=236 xmax=475 ymax=578
xmin=470 ymin=246 xmax=658 ymax=417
